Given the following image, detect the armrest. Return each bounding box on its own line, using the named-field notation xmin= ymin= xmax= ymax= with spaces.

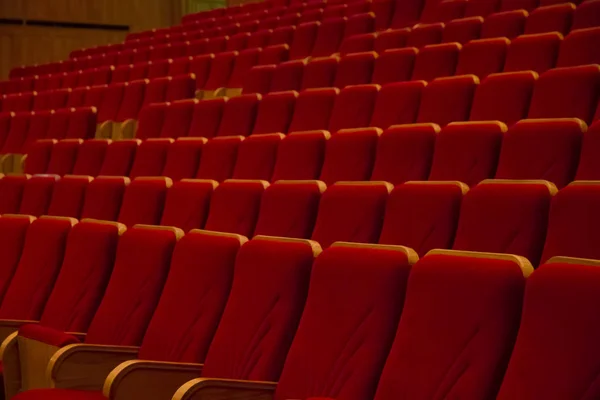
xmin=96 ymin=121 xmax=114 ymax=139
xmin=1 ymin=332 xmax=20 ymax=399
xmin=48 ymin=344 xmax=139 ymax=391
xmin=103 ymin=360 xmax=203 ymax=400
xmin=117 ymin=119 xmax=137 ymax=140
xmin=172 ymin=378 xmax=277 ymax=400
xmin=0 ymin=320 xmax=38 ymax=343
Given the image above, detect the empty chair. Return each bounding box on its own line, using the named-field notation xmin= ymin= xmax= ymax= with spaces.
xmin=372 ymin=48 xmax=417 ymax=85
xmin=232 ymin=133 xmax=283 ymax=180
xmin=406 ymin=23 xmax=444 ymax=48
xmin=312 ymin=182 xmax=391 ymax=248
xmin=430 ymin=122 xmax=506 ymax=186
xmin=528 ymin=65 xmax=600 ymax=125
xmin=81 ymin=176 xmax=129 ymax=221
xmin=252 ymin=91 xmax=297 ymax=135
xmin=188 ymin=97 xmax=226 ymax=139
xmin=162 ymin=138 xmax=206 ymax=181
xmin=302 ymin=56 xmax=339 ymax=89
xmin=503 ymin=32 xmax=562 ymax=74
xmin=481 ymin=10 xmax=528 ymax=39
xmin=223 ymin=48 xmax=261 ymax=96
xmin=118 ymin=177 xmax=171 ymax=227
xmin=271 ymin=131 xmax=329 ymax=181
xmin=455 ymin=38 xmax=509 ymax=79
xmin=576 ymin=122 xmax=600 ymax=179
xmin=45 ymin=139 xmax=81 ymax=176
xmin=470 ymin=71 xmax=538 ymax=125
xmin=411 ymin=43 xmax=461 ymax=81
xmin=196 ymin=136 xmax=243 ymax=182
xmin=216 ymin=94 xmax=260 ymax=137
xmin=540 ymin=182 xmax=600 ymax=263
xmin=259 ymin=44 xmax=289 ymax=65
xmin=248 ymin=28 xmax=273 ymax=49
xmin=201 ymin=51 xmax=238 ymax=98
xmin=374 ymin=249 xmax=529 ymax=400
xmin=501 ymin=0 xmax=537 ymax=12
xmin=189 ymin=54 xmax=214 ymax=91
xmin=289 ymin=22 xmax=320 ymax=60
xmin=557 ymin=27 xmax=600 ymax=67
xmin=497 ymin=257 xmax=600 ymax=399
xmin=374 ymin=28 xmax=410 ymax=53
xmin=0 ymin=175 xmax=29 ymax=214
xmin=270 ymin=60 xmax=306 ymax=92
xmin=254 ymin=181 xmax=324 ymax=239
xmin=329 ymin=84 xmax=379 ymax=132
xmin=0 ymin=215 xmax=34 ymax=303
xmin=422 ymin=0 xmax=468 ymax=23
xmin=453 ymin=180 xmax=555 ymax=265
xmin=344 ymin=12 xmax=376 ymax=37
xmin=289 ymin=88 xmax=338 ymax=133
xmin=71 ymin=139 xmax=110 ymax=177
xmin=339 ymin=32 xmax=376 ymax=55
xmin=159 ymin=99 xmax=196 ymax=139
xmin=24 ymin=139 xmax=55 ymax=176
xmin=370 ymin=81 xmax=426 ymax=129
xmin=128 ymin=138 xmax=173 ymax=179
xmin=572 ymin=0 xmax=600 ymax=29
xmin=99 ymin=139 xmax=139 ymax=177
xmin=379 ymin=181 xmax=466 ymax=255
xmin=496 ymin=119 xmax=584 ymax=188
xmin=204 ymin=179 xmax=267 ymax=237
xmin=334 ymin=51 xmax=377 ymax=87
xmin=311 ymin=17 xmax=347 ymax=57
xmin=319 ymin=128 xmax=380 ymax=185
xmin=442 ymin=17 xmax=484 ymax=44
xmin=242 ymin=64 xmax=277 ymax=95
xmin=46 ymin=175 xmax=92 ymax=219
xmin=525 ymin=3 xmax=574 ymax=35
xmin=160 ymin=179 xmax=216 ymax=232
xmin=19 ymin=175 xmax=58 ymax=217
xmin=417 ymin=75 xmax=479 ymax=126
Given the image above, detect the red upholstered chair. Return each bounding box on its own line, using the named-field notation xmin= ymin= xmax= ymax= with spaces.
xmin=301 ymin=56 xmax=338 ymax=90
xmin=254 ymin=181 xmax=324 ymax=239
xmin=160 ymin=179 xmax=216 ymax=232
xmin=539 ymin=182 xmax=600 ymax=263
xmin=299 ymin=8 xmax=324 ymax=24
xmin=162 ymin=138 xmax=206 ymax=182
xmin=572 ymin=0 xmax=600 ymax=29
xmin=370 ymin=124 xmax=438 ymax=185
xmin=248 ymin=29 xmax=273 ymax=50
xmin=411 ymin=42 xmax=461 ymax=82
xmin=45 ymin=139 xmax=81 ymax=176
xmin=71 ymin=139 xmax=110 ymax=177
xmin=189 ymin=54 xmax=214 ymax=91
xmin=23 ymin=139 xmax=55 ymax=175
xmin=465 ymin=0 xmax=501 ymax=17
xmin=117 ymin=177 xmax=171 ymax=227
xmin=470 ymin=71 xmax=538 ymax=125
xmin=318 ymin=127 xmax=380 ymax=185
xmin=422 ymin=0 xmax=468 ymax=23
xmin=311 ymin=17 xmax=347 ymax=57
xmin=453 ymin=180 xmax=555 ymax=265
xmin=503 ymin=33 xmax=561 ymax=74
xmin=242 ymin=65 xmax=277 ymax=95
xmin=0 ymin=175 xmax=29 ymax=214
xmin=110 ymin=79 xmax=147 ymax=140
xmin=344 ymin=12 xmax=376 ymax=38
xmin=259 ymin=44 xmax=290 ymax=65
xmin=371 ymin=48 xmax=417 ymax=85
xmin=252 ymin=91 xmax=298 ymax=135
xmin=374 ymin=28 xmax=410 ymax=53
xmin=188 ymin=97 xmax=226 ymax=139
xmin=339 ymin=32 xmax=376 ymax=55
xmin=18 ymin=175 xmax=58 ymax=217
xmin=370 ymin=81 xmax=426 ymax=129
xmin=159 ymin=99 xmax=196 ymax=139
xmin=271 ymin=131 xmax=329 ymax=181
xmin=196 ymin=136 xmax=243 ymax=182
xmin=374 ymin=250 xmax=529 ymax=400
xmin=216 ymin=94 xmax=261 ymax=137
xmin=430 ymin=121 xmax=506 ymax=187
xmin=177 ymin=242 xmax=414 ymax=400
xmin=557 ymin=27 xmax=600 ymax=68
xmin=455 ymin=38 xmax=509 ymax=79
xmin=168 ymin=56 xmax=193 ymax=76
xmin=80 ymin=176 xmax=129 ymax=221
xmin=1 ymin=112 xmax=32 ymax=155
xmin=204 ymin=179 xmax=268 ymax=237
xmin=312 ymin=181 xmax=391 ymax=248
xmin=270 ymin=60 xmax=306 ymax=92
xmin=8 ymin=220 xmax=122 ymax=395
xmin=0 ymin=215 xmax=33 ymax=307
xmin=497 ymin=257 xmax=600 ymax=399
xmin=98 ymin=139 xmax=139 ymax=177
xmin=334 ymin=51 xmax=376 ymax=88
xmin=289 ymin=88 xmax=338 ymax=133
xmin=232 ymin=133 xmax=283 ymax=181
xmin=481 ymin=10 xmax=528 ymax=39
xmin=417 ymin=75 xmax=479 ymax=126
xmin=406 ymin=23 xmax=444 ymax=48
xmin=379 ymin=182 xmax=466 ymax=256
xmin=223 ymin=48 xmax=261 ymax=96
xmin=7 ymin=225 xmax=181 ymax=398
xmin=200 ymin=51 xmax=238 ymax=98
xmin=46 ymin=175 xmax=92 ymax=219
xmin=576 ymin=121 xmax=600 ymax=179
xmin=1 ymin=92 xmax=35 ymax=113
xmin=442 ymin=17 xmax=483 ymax=44
xmin=495 ymin=119 xmax=584 ymax=188
xmin=172 ymin=236 xmax=318 ymax=400
xmin=525 ymin=3 xmax=574 ymax=35
xmin=128 ymin=138 xmax=173 ymax=179
xmin=328 ymin=84 xmax=379 ymax=133
xmin=289 ymin=22 xmax=320 ymax=60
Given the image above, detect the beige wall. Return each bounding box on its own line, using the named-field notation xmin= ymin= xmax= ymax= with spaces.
xmin=0 ymin=0 xmax=184 ymax=79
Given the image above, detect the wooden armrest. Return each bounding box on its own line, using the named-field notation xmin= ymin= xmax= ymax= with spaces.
xmin=116 ymin=119 xmax=137 ymax=140
xmin=96 ymin=121 xmax=114 ymax=139
xmin=66 ymin=332 xmax=87 ymax=341
xmin=0 ymin=320 xmax=37 ymax=343
xmin=48 ymin=344 xmax=139 ymax=391
xmin=2 ymin=332 xmax=21 ymax=399
xmin=173 ymin=378 xmax=277 ymax=400
xmin=103 ymin=360 xmax=203 ymax=400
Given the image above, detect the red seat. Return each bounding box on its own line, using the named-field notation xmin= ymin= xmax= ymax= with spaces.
xmin=271 ymin=131 xmax=329 ymax=181
xmin=216 ymin=94 xmax=260 ymax=137
xmin=311 ymin=17 xmax=347 ymax=57
xmin=117 ymin=177 xmax=171 ymax=227
xmin=252 ymin=91 xmax=298 ymax=135
xmin=455 ymin=38 xmax=509 ymax=79
xmin=370 ymin=81 xmax=426 ymax=129
xmin=47 ymin=175 xmax=92 ymax=219
xmin=160 ymin=179 xmax=216 ymax=232
xmin=572 ymin=0 xmax=600 ymax=29
xmin=417 ymin=75 xmax=479 ymax=126
xmin=481 ymin=10 xmax=528 ymax=39
xmin=81 ymin=176 xmax=129 ymax=221
xmin=328 ymin=84 xmax=379 ymax=132
xmin=372 ymin=48 xmax=417 ymax=85
xmin=162 ymin=138 xmax=206 ymax=181
xmin=196 ymin=136 xmax=243 ymax=182
xmin=289 ymin=22 xmax=320 ymax=60
xmin=557 ymin=27 xmax=600 ymax=68
xmin=525 ymin=3 xmax=574 ymax=35
xmin=232 ymin=133 xmax=283 ymax=180
xmin=99 ymin=139 xmax=139 ymax=177
xmin=289 ymin=88 xmax=338 ymax=133
xmin=19 ymin=175 xmax=58 ymax=217
xmin=188 ymin=98 xmax=226 ymax=139
xmin=503 ymin=32 xmax=562 ymax=74
xmin=406 ymin=23 xmax=444 ymax=48
xmin=442 ymin=17 xmax=483 ymax=44
xmin=302 ymin=56 xmax=338 ymax=90
xmin=374 ymin=28 xmax=410 ymax=53
xmin=411 ymin=43 xmax=461 ymax=81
